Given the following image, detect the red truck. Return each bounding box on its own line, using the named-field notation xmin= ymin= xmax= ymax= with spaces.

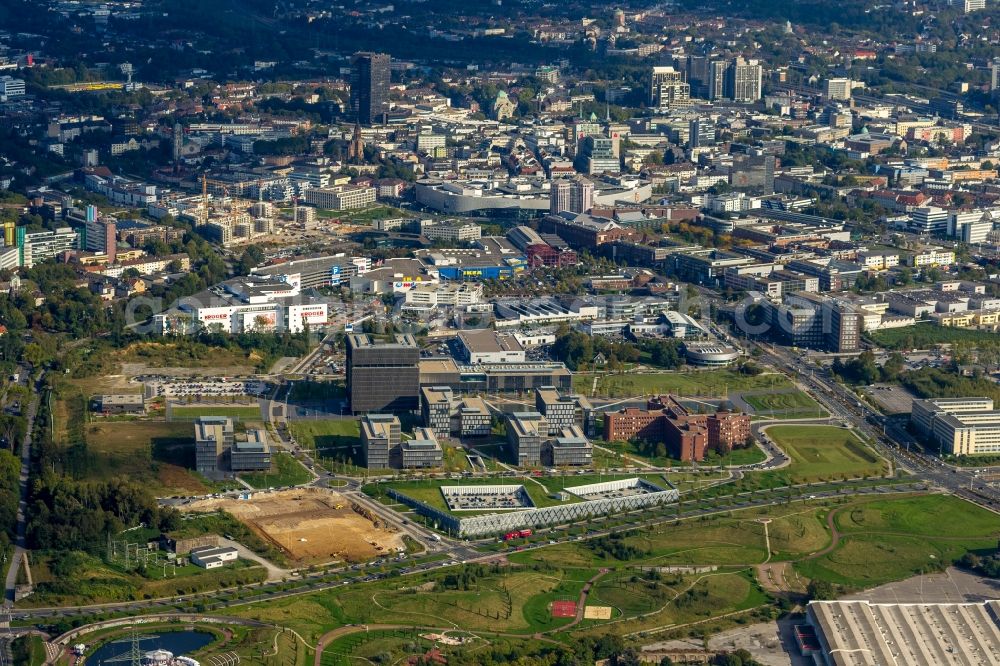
xmin=504 ymin=529 xmax=533 ymax=541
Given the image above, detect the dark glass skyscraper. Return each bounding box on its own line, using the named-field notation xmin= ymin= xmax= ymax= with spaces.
xmin=351 ymin=51 xmax=390 ymax=125
xmin=346 ymin=333 xmax=419 ymax=414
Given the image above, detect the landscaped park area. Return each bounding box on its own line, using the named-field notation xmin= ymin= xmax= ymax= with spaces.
xmin=224 ymin=491 xmax=1000 ymax=664
xmin=761 ymin=424 xmax=888 ymax=482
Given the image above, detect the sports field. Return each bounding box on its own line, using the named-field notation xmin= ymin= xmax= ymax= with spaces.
xmin=763 ymin=424 xmax=887 ymax=481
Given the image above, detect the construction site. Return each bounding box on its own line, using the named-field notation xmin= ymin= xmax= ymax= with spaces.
xmin=184 ymin=489 xmax=405 ymax=564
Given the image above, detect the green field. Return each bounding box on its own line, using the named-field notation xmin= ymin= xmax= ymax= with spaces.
xmin=764 ymin=424 xmax=887 ymax=482
xmin=77 ymin=421 xmax=215 ymax=495
xmin=288 ymin=418 xmax=361 ymax=467
xmin=219 ymin=493 xmax=996 ymax=658
xmin=575 ymin=369 xmax=792 ymax=399
xmin=869 ymin=324 xmax=1000 ymax=350
xmin=240 ymin=451 xmax=313 ymax=488
xmin=742 ymin=390 xmax=827 ymax=419
xmin=170 ymin=404 xmax=263 ymax=421
xmin=795 ymin=495 xmax=1000 ymax=588
xmin=11 ymin=635 xmax=46 ymax=666
xmin=237 ymin=567 xmax=599 ymax=642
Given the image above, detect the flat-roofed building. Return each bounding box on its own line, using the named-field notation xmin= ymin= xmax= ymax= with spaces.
xmin=195 ymin=416 xmax=234 ymax=476
xmin=807 ymin=600 xmax=1000 ymax=666
xmin=603 ymin=396 xmax=750 ymax=461
xmin=506 ymin=411 xmax=548 ymax=466
xmin=360 ymin=413 xmax=400 ymax=468
xmin=401 ymin=427 xmax=443 ymax=468
xmin=421 ymin=386 xmax=455 ymax=437
xmin=457 ymin=329 xmax=526 ymax=364
xmin=190 ymin=545 xmax=239 ymax=569
xmin=456 ymin=396 xmax=492 ymax=437
xmin=93 ymin=394 xmax=145 ymax=415
xmin=230 ymin=429 xmax=271 ymax=471
xmin=347 ymin=334 xmax=420 ymax=413
xmin=549 ymin=426 xmax=593 ymax=466
xmin=535 ymin=386 xmax=579 ymax=434
xmin=911 ymin=396 xmax=1000 ymax=455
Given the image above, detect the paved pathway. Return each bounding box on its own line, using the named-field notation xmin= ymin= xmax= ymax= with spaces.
xmin=4 ymin=375 xmax=42 ymax=606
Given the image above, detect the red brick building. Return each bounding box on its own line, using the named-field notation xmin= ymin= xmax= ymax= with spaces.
xmin=603 ymin=395 xmax=751 ymax=462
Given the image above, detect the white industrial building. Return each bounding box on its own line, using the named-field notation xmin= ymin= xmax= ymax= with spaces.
xmin=189 ymin=545 xmax=239 ymax=569
xmin=154 ymin=276 xmax=328 ymax=335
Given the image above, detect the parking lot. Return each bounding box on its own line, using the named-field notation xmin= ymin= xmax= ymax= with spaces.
xmin=862 ymin=383 xmax=917 ymax=414
xmin=143 ymin=378 xmax=269 ymax=399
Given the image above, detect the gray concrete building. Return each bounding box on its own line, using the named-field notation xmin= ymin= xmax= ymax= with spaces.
xmin=195 ymin=416 xmax=234 ymax=476
xmin=361 ymin=413 xmax=401 ymax=468
xmin=230 ymin=428 xmax=271 ymax=472
xmin=401 ymin=427 xmax=444 ymax=468
xmin=549 ymin=426 xmax=593 ymax=466
xmin=347 ymin=334 xmax=420 ymax=414
xmin=506 ymin=411 xmax=548 ymax=466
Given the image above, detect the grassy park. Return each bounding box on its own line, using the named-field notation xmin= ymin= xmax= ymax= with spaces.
xmin=743 ymin=390 xmax=827 ymax=419
xmin=574 ymin=369 xmax=792 ymax=399
xmin=289 ymin=419 xmax=359 ymax=456
xmin=763 ymin=424 xmax=888 ymax=482
xmin=795 ymin=494 xmax=1000 ymax=587
xmin=211 ymin=491 xmax=1000 ymax=664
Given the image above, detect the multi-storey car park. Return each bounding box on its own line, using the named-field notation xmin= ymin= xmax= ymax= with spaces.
xmin=387 ymin=477 xmax=679 ymax=538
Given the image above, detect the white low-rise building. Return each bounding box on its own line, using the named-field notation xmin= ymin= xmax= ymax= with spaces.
xmin=189 ymin=545 xmax=239 ymax=569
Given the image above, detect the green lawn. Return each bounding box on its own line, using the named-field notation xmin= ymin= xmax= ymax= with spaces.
xmin=763 ymin=424 xmax=887 ymax=482
xmin=575 ymin=369 xmax=792 ymax=399
xmin=221 ymin=493 xmax=993 ymax=651
xmin=11 ymin=635 xmax=46 ymax=666
xmin=703 ymin=445 xmax=768 ymax=466
xmin=289 ymin=418 xmax=362 ymax=467
xmin=742 ymin=390 xmax=827 ymax=419
xmin=796 ymin=495 xmax=1000 ymax=588
xmin=170 ymin=405 xmax=262 ymax=421
xmin=239 ymin=451 xmax=313 ymax=489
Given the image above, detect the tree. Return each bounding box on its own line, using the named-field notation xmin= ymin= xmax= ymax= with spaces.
xmin=807 ymin=579 xmax=836 ymax=601
xmin=22 ymin=342 xmax=47 ymax=368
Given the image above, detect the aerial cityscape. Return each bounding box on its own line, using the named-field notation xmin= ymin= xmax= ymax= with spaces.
xmin=2 ymin=0 xmax=1000 ymax=664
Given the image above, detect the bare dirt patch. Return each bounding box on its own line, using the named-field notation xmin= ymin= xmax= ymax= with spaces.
xmin=756 ymin=561 xmax=805 ymax=595
xmin=184 ymin=488 xmax=404 ymax=563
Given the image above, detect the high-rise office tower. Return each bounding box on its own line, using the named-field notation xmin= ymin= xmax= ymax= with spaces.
xmin=689 ymin=118 xmax=716 ymax=148
xmin=346 ymin=333 xmax=419 ymax=413
xmin=550 ymin=178 xmax=595 ymax=214
xmin=707 ymin=60 xmax=728 ymax=100
xmin=726 ymin=57 xmax=763 ymax=103
xmin=649 ymin=66 xmax=691 ymax=109
xmin=686 ymin=56 xmax=711 ymax=98
xmin=351 ymin=52 xmax=390 ymax=125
